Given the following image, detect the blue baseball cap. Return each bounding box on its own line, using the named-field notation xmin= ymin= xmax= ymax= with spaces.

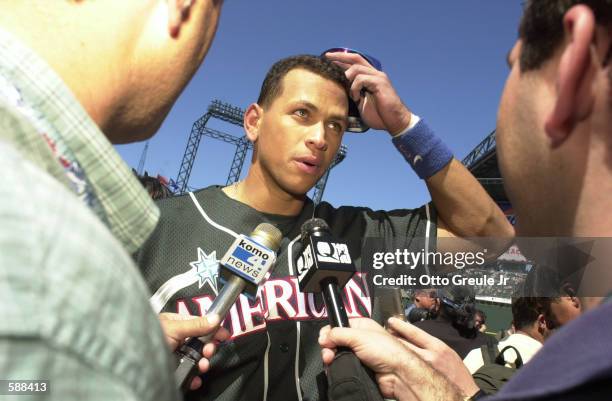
xmin=321 ymin=47 xmax=383 ymax=133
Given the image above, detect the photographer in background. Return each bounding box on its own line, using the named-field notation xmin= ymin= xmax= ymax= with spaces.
xmin=406 ymin=288 xmax=440 ymax=323
xmin=474 ymin=309 xmax=487 ymax=333
xmin=414 ymin=286 xmax=496 ymax=358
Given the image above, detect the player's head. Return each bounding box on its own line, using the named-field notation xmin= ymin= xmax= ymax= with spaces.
xmin=0 ymin=0 xmax=223 ymax=144
xmin=496 ymin=0 xmax=612 ymax=236
xmin=243 ymin=55 xmax=351 ymax=197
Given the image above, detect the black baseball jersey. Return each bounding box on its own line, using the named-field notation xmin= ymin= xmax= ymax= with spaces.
xmin=136 ymin=186 xmax=436 ymax=401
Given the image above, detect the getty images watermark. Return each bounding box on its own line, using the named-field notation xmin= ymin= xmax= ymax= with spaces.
xmin=362 ymin=237 xmax=612 ymax=297
xmin=369 ymin=247 xmax=511 ymax=287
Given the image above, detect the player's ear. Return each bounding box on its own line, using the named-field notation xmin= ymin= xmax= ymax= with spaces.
xmin=244 ymin=103 xmax=263 ymax=143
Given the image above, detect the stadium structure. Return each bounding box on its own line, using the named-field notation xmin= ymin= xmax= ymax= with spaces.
xmin=461 ymin=131 xmax=531 ymax=331
xmin=462 ymin=130 xmax=515 ymax=225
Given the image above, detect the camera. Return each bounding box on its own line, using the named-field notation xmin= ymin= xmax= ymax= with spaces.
xmin=440 ymin=290 xmax=477 ymax=330
xmin=407 ymin=307 xmax=434 ymax=323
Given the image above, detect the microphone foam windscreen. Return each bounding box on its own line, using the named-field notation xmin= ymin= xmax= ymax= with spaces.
xmin=252 ymin=223 xmax=283 ymax=251
xmin=300 ymin=218 xmax=329 ymax=236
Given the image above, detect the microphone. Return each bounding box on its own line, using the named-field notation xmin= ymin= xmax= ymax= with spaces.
xmin=175 ymin=223 xmax=282 ymax=393
xmin=297 ymin=218 xmax=384 ymax=401
xmin=297 ymin=218 xmax=355 ymax=326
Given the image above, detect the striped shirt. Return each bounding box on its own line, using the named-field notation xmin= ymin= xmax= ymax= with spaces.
xmin=0 ymin=27 xmax=178 ymax=401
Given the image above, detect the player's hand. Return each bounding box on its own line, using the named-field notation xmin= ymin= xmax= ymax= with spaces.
xmin=324 ymin=51 xmax=412 ymax=135
xmin=159 ymin=313 xmax=231 ymax=390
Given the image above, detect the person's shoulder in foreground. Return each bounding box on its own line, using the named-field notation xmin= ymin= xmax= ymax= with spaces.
xmin=0 ymin=0 xmax=224 ymax=399
xmin=0 ymin=125 xmax=176 ymax=400
xmin=0 ymin=24 xmax=176 ymax=399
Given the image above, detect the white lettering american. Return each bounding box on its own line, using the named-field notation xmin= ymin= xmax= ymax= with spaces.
xmin=174 ymin=276 xmax=372 ymax=339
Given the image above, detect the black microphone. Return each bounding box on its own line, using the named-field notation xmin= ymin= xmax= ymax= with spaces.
xmin=297 ymin=218 xmax=384 ymax=401
xmin=175 ymin=223 xmax=282 ymax=393
xmin=407 ymin=307 xmax=434 ymax=323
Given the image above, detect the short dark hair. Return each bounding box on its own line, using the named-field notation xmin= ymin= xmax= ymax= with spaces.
xmin=257 ymin=55 xmax=350 ymax=108
xmin=519 ymin=0 xmax=612 ymax=71
xmin=135 ymin=172 xmax=173 ymax=200
xmin=522 ymin=259 xmax=584 ymax=299
xmin=511 ymin=297 xmax=549 ymax=331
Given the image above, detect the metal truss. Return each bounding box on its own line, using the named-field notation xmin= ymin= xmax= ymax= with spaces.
xmin=226 ymin=137 xmax=251 ymax=185
xmin=175 ymin=113 xmax=212 ymax=194
xmin=312 ymin=144 xmax=348 ymax=204
xmin=462 ymin=130 xmax=496 ymax=168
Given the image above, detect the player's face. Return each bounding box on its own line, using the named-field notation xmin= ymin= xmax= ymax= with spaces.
xmin=496 ymin=40 xmax=558 ymax=235
xmin=256 ymin=69 xmax=348 ymax=196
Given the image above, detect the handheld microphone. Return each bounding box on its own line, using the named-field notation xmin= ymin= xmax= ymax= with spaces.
xmin=175 ymin=223 xmax=282 ymax=393
xmin=297 ymin=218 xmax=384 ymax=401
xmin=407 ymin=307 xmax=434 ymax=323
xmin=297 ymin=218 xmax=355 ymax=326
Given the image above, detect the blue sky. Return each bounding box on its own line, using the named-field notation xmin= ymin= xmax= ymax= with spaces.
xmin=116 ymin=0 xmax=523 ymax=211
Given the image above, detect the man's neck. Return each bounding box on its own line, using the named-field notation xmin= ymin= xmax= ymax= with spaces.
xmin=571 ymin=205 xmax=612 ymax=237
xmin=222 ymin=170 xmax=307 ymax=216
xmin=515 ymin=329 xmax=544 ymax=344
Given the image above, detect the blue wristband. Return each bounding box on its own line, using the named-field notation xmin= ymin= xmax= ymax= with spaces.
xmin=392 ymin=119 xmax=453 ymax=179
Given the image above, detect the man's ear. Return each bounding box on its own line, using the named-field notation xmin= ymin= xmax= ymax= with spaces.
xmin=244 ymin=103 xmax=263 ymax=143
xmin=571 ymin=295 xmax=581 ymax=310
xmin=545 ymin=4 xmax=597 ymax=147
xmin=537 ymin=314 xmax=548 ymax=331
xmin=561 ymin=283 xmax=581 ymax=310
xmin=168 ymin=0 xmax=193 ymax=38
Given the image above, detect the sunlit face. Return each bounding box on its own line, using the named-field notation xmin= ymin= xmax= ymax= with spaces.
xmin=496 ymin=40 xmax=557 ymax=236
xmin=254 ymin=69 xmax=348 ymax=196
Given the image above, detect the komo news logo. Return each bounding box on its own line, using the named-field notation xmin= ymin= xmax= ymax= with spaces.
xmin=221 ymin=236 xmax=275 ymax=284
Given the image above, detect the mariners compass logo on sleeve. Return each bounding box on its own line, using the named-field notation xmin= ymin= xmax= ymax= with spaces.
xmin=190 ymin=247 xmax=220 ymax=293
xmin=149 ymin=247 xmax=220 ymax=313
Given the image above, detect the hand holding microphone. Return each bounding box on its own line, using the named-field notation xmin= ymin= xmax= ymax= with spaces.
xmin=159 ymin=313 xmax=230 ymax=391
xmin=160 ymin=313 xmax=228 ymax=352
xmin=297 ymin=218 xmax=384 ymax=401
xmin=174 ymin=223 xmax=282 ymax=393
